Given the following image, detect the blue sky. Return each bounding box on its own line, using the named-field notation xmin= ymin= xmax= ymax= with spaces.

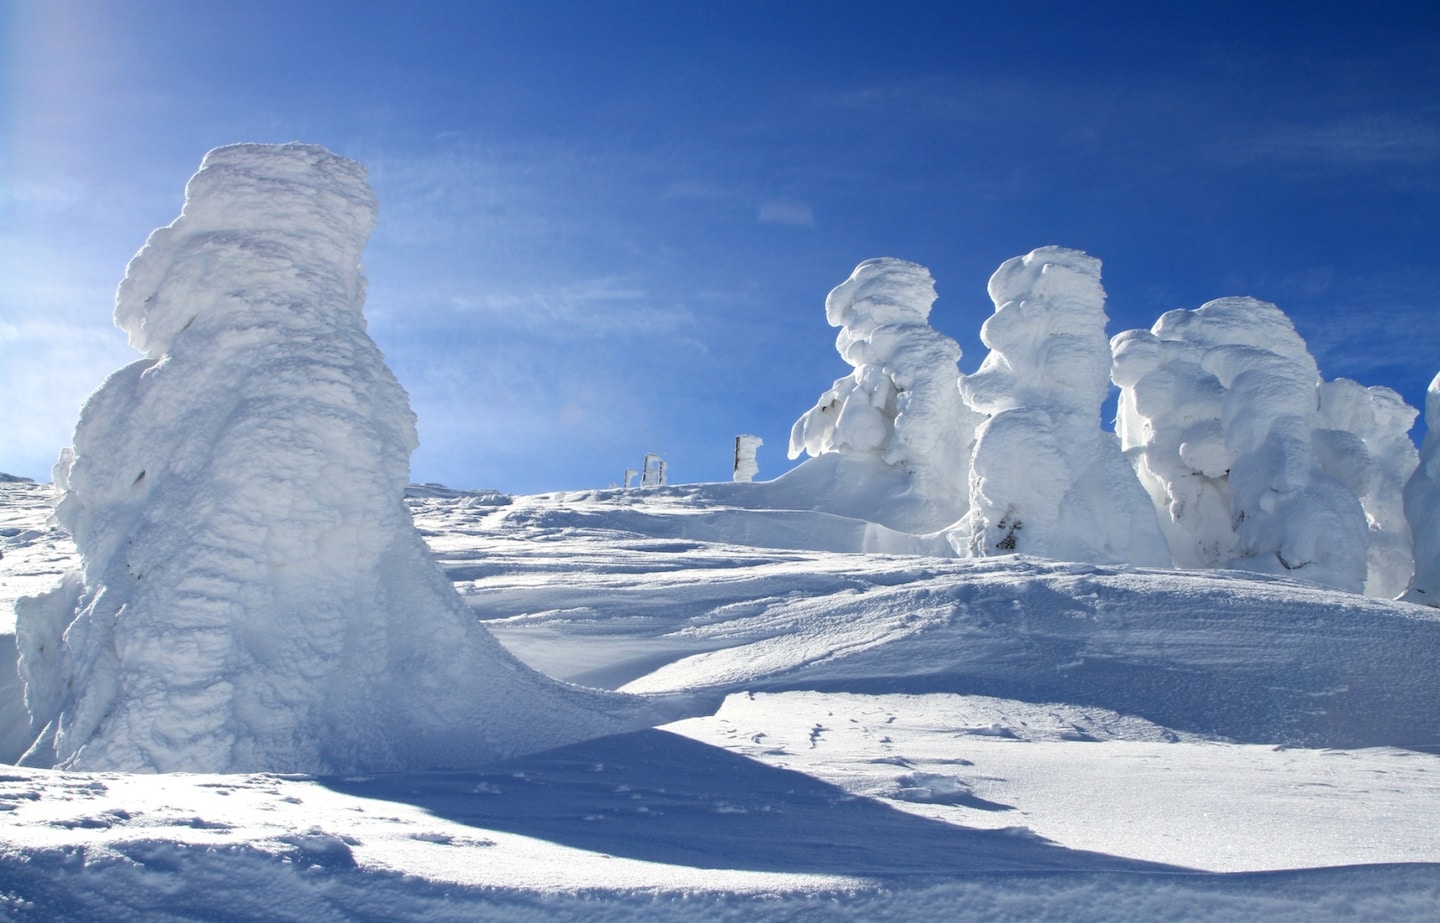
xmin=3 ymin=1 xmax=1438 ymax=492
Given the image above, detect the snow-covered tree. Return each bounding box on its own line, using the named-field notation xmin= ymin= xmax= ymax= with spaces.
xmin=1402 ymin=373 xmax=1440 ymax=606
xmin=1111 ymin=297 xmax=1375 ymax=593
xmin=733 ymin=435 xmax=763 ymax=483
xmin=787 ymin=258 xmax=979 ymax=531
xmin=14 ymin=144 xmax=678 ymax=773
xmin=954 ymin=247 xmax=1169 ymax=566
xmin=1316 ymin=378 xmax=1418 ymax=597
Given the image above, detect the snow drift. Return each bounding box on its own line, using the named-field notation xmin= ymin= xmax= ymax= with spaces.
xmin=14 ymin=143 xmax=682 ymax=774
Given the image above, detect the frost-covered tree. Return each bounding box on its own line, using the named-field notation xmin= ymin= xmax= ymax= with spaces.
xmin=953 ymin=247 xmax=1169 ymax=566
xmin=1316 ymin=379 xmax=1418 ymax=597
xmin=733 ymin=435 xmax=763 ymax=483
xmin=14 ymin=144 xmax=679 ymax=773
xmin=1111 ymin=297 xmax=1375 ymax=594
xmin=786 ymin=258 xmax=979 ymax=531
xmin=1402 ymin=373 xmax=1440 ymax=606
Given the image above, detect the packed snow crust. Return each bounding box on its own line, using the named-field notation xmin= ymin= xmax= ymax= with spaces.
xmin=12 ymin=145 xmax=680 ymax=775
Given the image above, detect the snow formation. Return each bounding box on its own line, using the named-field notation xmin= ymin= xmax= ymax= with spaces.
xmin=1316 ymin=377 xmax=1419 ymax=596
xmin=1403 ymin=373 xmax=1440 ymax=605
xmin=1111 ymin=298 xmax=1380 ymax=593
xmin=788 ymin=258 xmax=979 ymax=532
xmin=14 ymin=143 xmax=679 ymax=773
xmin=953 ymin=247 xmax=1169 ymax=567
xmin=732 ymin=434 xmax=763 ymax=483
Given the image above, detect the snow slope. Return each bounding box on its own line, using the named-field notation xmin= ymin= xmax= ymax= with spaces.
xmin=2 ymin=479 xmax=1439 ymax=920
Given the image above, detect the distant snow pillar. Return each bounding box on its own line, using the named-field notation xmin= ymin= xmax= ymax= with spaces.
xmin=733 ymin=435 xmax=763 ymax=483
xmin=642 ymin=453 xmax=666 ymax=487
xmin=1403 ymin=373 xmax=1440 ymax=606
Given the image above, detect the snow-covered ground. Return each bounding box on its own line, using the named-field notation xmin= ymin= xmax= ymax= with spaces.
xmin=2 ymin=477 xmax=1439 ymax=920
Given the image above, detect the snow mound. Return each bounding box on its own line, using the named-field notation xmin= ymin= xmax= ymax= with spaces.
xmin=954 ymin=247 xmax=1169 ymax=567
xmin=788 ymin=258 xmax=978 ymax=532
xmin=14 ymin=143 xmax=684 ymax=774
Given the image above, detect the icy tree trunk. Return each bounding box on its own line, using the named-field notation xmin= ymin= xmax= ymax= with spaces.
xmin=14 ymin=144 xmax=682 ymax=773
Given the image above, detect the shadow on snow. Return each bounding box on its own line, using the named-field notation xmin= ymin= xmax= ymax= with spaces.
xmin=323 ymin=728 xmax=1182 ymax=877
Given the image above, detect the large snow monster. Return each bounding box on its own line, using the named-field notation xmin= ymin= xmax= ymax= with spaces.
xmin=15 ymin=144 xmax=683 ymax=773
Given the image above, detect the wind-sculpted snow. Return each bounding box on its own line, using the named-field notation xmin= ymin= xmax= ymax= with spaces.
xmin=387 ymin=487 xmax=1440 ymax=752
xmin=4 ymin=481 xmax=1440 ymax=916
xmin=955 ymin=247 xmax=1169 ymax=567
xmin=788 ymin=258 xmax=978 ymax=532
xmin=1403 ymin=373 xmax=1440 ymax=606
xmin=13 ymin=144 xmax=682 ymax=773
xmin=1113 ymin=298 xmax=1381 ymax=593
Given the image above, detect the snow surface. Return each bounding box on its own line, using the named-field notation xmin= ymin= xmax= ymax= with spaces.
xmin=3 ymin=144 xmax=1439 ymax=918
xmin=3 ymin=481 xmax=1440 ymax=919
xmin=12 ymin=145 xmax=682 ymax=775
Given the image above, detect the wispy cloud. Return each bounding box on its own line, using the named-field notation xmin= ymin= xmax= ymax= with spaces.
xmin=1286 ymin=273 xmax=1440 ymax=399
xmin=0 ymin=318 xmax=135 ymax=478
xmin=758 ymin=199 xmax=815 ymax=228
xmin=1220 ymin=113 xmax=1440 ymax=168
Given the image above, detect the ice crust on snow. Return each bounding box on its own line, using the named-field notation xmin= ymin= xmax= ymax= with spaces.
xmin=788 ymin=258 xmax=979 ymax=532
xmin=14 ymin=143 xmax=679 ymax=773
xmin=1403 ymin=373 xmax=1440 ymax=605
xmin=1112 ymin=297 xmax=1385 ymax=593
xmin=953 ymin=247 xmax=1169 ymax=567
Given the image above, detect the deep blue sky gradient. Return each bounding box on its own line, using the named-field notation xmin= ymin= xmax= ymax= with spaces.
xmin=4 ymin=1 xmax=1438 ymax=491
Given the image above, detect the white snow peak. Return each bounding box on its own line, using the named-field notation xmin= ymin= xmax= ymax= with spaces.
xmin=15 ymin=143 xmax=680 ymax=773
